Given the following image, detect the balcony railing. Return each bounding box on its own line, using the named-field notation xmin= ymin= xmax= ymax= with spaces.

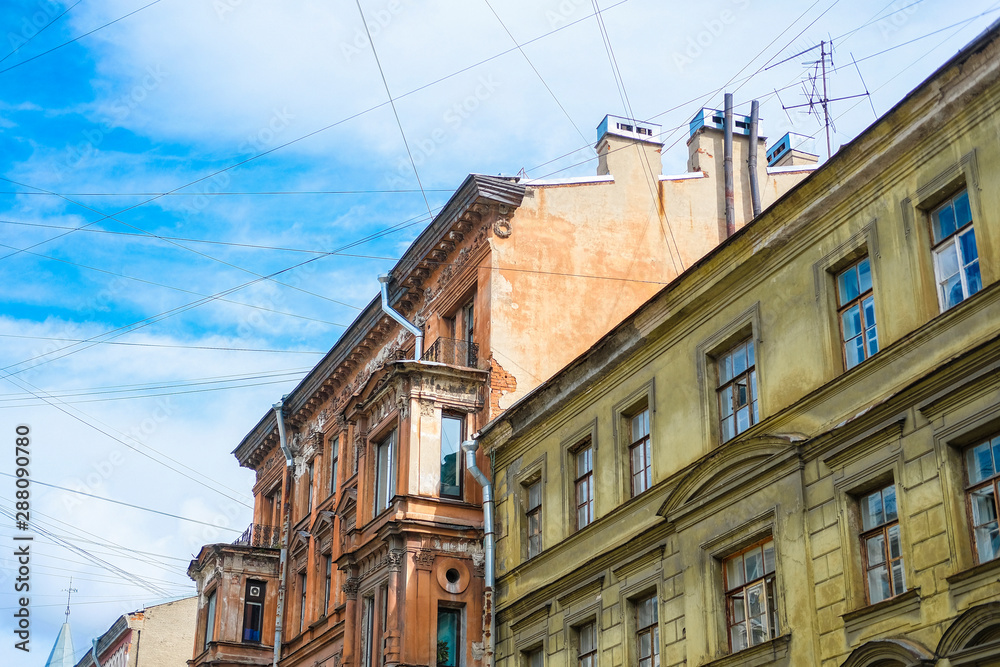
xmin=233 ymin=523 xmax=281 ymax=549
xmin=422 ymin=337 xmax=479 ymax=368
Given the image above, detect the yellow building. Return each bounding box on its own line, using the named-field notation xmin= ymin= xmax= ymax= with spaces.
xmin=479 ymin=23 xmax=1000 ymax=667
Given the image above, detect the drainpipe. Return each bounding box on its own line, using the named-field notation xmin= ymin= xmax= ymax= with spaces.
xmin=462 ymin=439 xmax=494 ymax=664
xmin=724 ymin=92 xmax=735 ymax=237
xmin=378 ymin=274 xmax=423 ymax=361
xmin=273 ymin=399 xmax=293 ymax=667
xmin=747 ymin=99 xmax=762 ymax=218
xmin=91 ymin=639 xmax=103 ymax=667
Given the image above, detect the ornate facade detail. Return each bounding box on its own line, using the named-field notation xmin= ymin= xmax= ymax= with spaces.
xmin=471 ymin=550 xmax=486 ymax=577
xmin=420 ymin=400 xmax=436 ymax=417
xmin=471 ymin=642 xmax=485 ymax=660
xmin=342 ymin=577 xmax=360 ymax=600
xmin=414 ymin=549 xmax=436 ymax=570
xmin=387 ymin=549 xmax=406 ymax=572
xmin=493 ymin=203 xmax=513 ymax=238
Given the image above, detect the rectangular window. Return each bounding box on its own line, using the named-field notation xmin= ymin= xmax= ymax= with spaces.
xmin=629 ymin=408 xmax=652 ymax=496
xmin=717 ymin=339 xmax=758 ymax=442
xmin=574 ymin=443 xmax=594 ymax=529
xmin=441 ymin=415 xmax=464 ymax=498
xmin=724 ymin=538 xmax=777 ymax=652
xmin=463 ymin=299 xmax=475 ymax=366
xmin=374 ymin=429 xmax=397 ymax=514
xmin=242 ymin=580 xmax=266 ymax=642
xmin=635 ymin=595 xmax=659 ymax=667
xmin=298 ymin=572 xmax=308 ymax=633
xmin=362 ymin=595 xmax=375 ymax=667
xmin=966 ymin=436 xmax=1000 ymax=564
xmin=837 ymin=256 xmax=878 ymax=369
xmin=324 ymin=555 xmax=333 ymax=614
xmin=526 ymin=479 xmax=542 ymax=558
xmin=204 ymin=590 xmax=217 ymax=650
xmin=380 ymin=584 xmax=389 ymax=664
xmin=525 ymin=648 xmax=543 ymax=667
xmin=330 ymin=436 xmax=339 ymax=497
xmin=306 ymin=461 xmax=314 ymax=514
xmin=860 ymin=483 xmax=905 ymax=604
xmin=931 ymin=189 xmax=981 ymax=310
xmin=437 ymin=607 xmax=461 ymax=667
xmin=578 ymin=621 xmax=597 ymax=667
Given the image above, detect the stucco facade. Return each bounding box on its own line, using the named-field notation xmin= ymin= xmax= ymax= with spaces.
xmin=480 ymin=22 xmax=1000 ymax=667
xmin=187 ymin=108 xmax=811 ymax=667
xmin=75 ymin=597 xmax=197 ymax=667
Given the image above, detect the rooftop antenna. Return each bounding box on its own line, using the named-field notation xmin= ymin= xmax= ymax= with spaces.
xmin=766 ymin=39 xmax=871 ymax=160
xmin=62 ymin=577 xmax=78 ymax=621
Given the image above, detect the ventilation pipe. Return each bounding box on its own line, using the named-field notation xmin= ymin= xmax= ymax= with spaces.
xmin=463 ymin=438 xmax=494 ymax=663
xmin=747 ymin=99 xmax=762 ymax=218
xmin=724 ymin=92 xmax=735 ymax=237
xmin=378 ymin=274 xmax=423 ymax=361
xmin=273 ymin=398 xmax=293 ymax=667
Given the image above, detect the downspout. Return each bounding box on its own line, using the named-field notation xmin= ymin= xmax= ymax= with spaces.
xmin=91 ymin=639 xmax=103 ymax=667
xmin=747 ymin=99 xmax=762 ymax=218
xmin=462 ymin=439 xmax=494 ymax=664
xmin=273 ymin=399 xmax=293 ymax=667
xmin=723 ymin=92 xmax=735 ymax=237
xmin=378 ymin=274 xmax=423 ymax=361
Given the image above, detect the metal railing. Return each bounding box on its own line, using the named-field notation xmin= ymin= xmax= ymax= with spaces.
xmin=422 ymin=337 xmax=479 ymax=368
xmin=233 ymin=523 xmax=281 ymax=549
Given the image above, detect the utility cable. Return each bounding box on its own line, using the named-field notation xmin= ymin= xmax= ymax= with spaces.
xmin=0 ymin=0 xmax=83 ymax=65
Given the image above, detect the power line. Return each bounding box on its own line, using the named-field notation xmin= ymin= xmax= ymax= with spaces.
xmin=0 ymin=189 xmax=453 ymax=196
xmin=0 ymin=0 xmax=165 ymax=75
xmin=0 ymin=0 xmax=83 ymax=65
xmin=0 ymin=333 xmax=326 ymax=355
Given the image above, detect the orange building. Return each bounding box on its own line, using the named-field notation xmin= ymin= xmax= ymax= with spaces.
xmin=187 ymin=111 xmax=814 ymax=667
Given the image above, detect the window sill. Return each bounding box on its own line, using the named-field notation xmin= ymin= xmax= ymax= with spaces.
xmin=842 ymin=587 xmax=920 ymax=636
xmin=947 ymin=556 xmax=1000 ymax=599
xmin=702 ymin=634 xmax=790 ymax=667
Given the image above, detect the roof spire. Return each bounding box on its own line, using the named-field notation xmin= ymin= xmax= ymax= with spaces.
xmin=62 ymin=577 xmax=78 ymax=621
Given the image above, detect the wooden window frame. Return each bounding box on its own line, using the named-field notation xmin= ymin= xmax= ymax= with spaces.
xmin=573 ymin=440 xmax=594 ymax=530
xmin=526 ymin=478 xmax=542 ymax=559
xmin=723 ymin=537 xmax=778 ymax=653
xmin=835 ymin=256 xmax=879 ymax=370
xmin=859 ymin=483 xmax=905 ymax=604
xmin=629 ymin=407 xmax=652 ymax=497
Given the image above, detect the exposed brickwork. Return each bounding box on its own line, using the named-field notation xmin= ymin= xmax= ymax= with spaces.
xmin=489 ymin=356 xmax=517 ymax=416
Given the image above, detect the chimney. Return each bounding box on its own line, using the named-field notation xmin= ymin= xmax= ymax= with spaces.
xmin=595 ymin=115 xmax=663 ymax=182
xmin=765 ymin=132 xmax=820 ymax=168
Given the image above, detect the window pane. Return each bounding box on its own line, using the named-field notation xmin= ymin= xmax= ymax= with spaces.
xmin=735 ymin=378 xmax=749 ymax=408
xmin=441 ymin=416 xmax=463 ymax=497
xmin=730 ymin=592 xmax=746 ymax=623
xmin=721 ymin=415 xmax=735 ymax=443
xmin=959 ymin=227 xmax=979 ymax=264
xmin=868 ymin=564 xmax=890 ymax=604
xmin=887 ymin=524 xmax=901 ymax=559
xmin=838 ymin=265 xmax=860 ymax=305
xmin=720 ymin=388 xmax=734 ymax=417
xmin=730 ymin=618 xmax=748 ymax=652
xmin=934 ymin=201 xmax=957 ymax=242
xmin=883 ymin=486 xmax=897 ymax=523
xmin=943 ymin=272 xmax=965 ymax=310
xmin=965 ymin=259 xmax=982 ymax=297
xmin=733 ymin=344 xmax=748 ymax=376
xmin=865 ymin=326 xmax=879 ymax=357
xmin=736 ymin=406 xmax=751 ymax=434
xmin=970 ymin=486 xmax=998 ymax=527
xmin=762 ymin=541 xmax=775 ymax=574
xmin=528 ymin=481 xmax=541 ymax=509
xmin=577 ymin=446 xmax=592 ymax=477
xmin=967 ymin=443 xmax=995 ymax=484
xmin=720 ymin=353 xmax=733 ymax=384
xmin=845 ymin=335 xmax=865 ymax=370
xmin=891 ymin=561 xmax=906 ymax=596
xmin=726 ymin=554 xmax=745 ymax=589
xmin=954 ymin=190 xmax=972 ymax=226
xmin=866 ymin=533 xmax=886 ymax=566
xmin=437 ymin=608 xmax=460 ymax=667
xmin=744 ymin=546 xmax=763 ymax=581
xmin=974 ymin=519 xmax=1000 ymax=563
xmin=749 ymin=370 xmax=757 ymax=403
xmin=747 ymin=340 xmax=755 ymax=368
xmin=861 ymin=489 xmax=883 ymax=530
xmin=842 ymin=304 xmax=863 ymax=340
xmin=580 ymin=622 xmax=595 ymax=652
xmin=936 ymin=241 xmax=960 ymax=279
xmin=857 ymin=258 xmax=872 ymax=294
xmin=636 ymin=595 xmax=658 ymax=627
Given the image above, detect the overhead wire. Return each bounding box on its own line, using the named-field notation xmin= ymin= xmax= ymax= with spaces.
xmin=0 ymin=0 xmax=83 ymax=65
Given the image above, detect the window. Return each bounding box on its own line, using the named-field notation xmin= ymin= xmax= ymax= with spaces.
xmin=298 ymin=572 xmax=308 ymax=633
xmin=524 ymin=647 xmax=543 ymax=667
xmin=931 ymin=189 xmax=981 ymax=311
xmin=635 ymin=594 xmax=659 ymax=667
xmin=437 ymin=607 xmax=461 ymax=667
xmin=724 ymin=538 xmax=777 ymax=652
xmin=836 ymin=256 xmax=878 ymax=369
xmin=362 ymin=595 xmax=375 ymax=667
xmin=242 ymin=580 xmax=265 ymax=642
xmin=462 ymin=299 xmax=475 ymax=366
xmin=526 ymin=479 xmax=542 ymax=558
xmin=306 ymin=461 xmax=314 ymax=514
xmin=574 ymin=443 xmax=594 ymax=529
xmin=860 ymin=484 xmax=905 ymax=604
xmin=966 ymin=436 xmax=1000 ymax=564
xmin=717 ymin=338 xmax=758 ymax=442
xmin=577 ymin=621 xmax=597 ymax=667
xmin=441 ymin=415 xmax=464 ymax=498
xmin=203 ymin=589 xmax=217 ymax=650
xmin=330 ymin=436 xmax=339 ymax=497
xmin=629 ymin=408 xmax=652 ymax=496
xmin=323 ymin=555 xmax=333 ymax=614
xmin=374 ymin=429 xmax=397 ymax=514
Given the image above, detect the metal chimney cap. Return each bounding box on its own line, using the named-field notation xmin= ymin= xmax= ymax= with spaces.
xmin=377 ymin=274 xmax=390 ymax=284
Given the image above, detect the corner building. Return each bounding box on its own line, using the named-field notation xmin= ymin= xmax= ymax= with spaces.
xmin=479 ymin=23 xmax=1000 ymax=667
xmin=188 ymin=114 xmax=812 ymax=667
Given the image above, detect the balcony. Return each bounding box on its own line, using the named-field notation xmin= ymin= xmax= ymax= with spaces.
xmin=233 ymin=524 xmax=281 ymax=549
xmin=422 ymin=337 xmax=479 ymax=368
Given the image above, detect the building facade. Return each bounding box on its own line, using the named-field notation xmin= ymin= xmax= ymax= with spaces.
xmin=75 ymin=597 xmax=197 ymax=667
xmin=479 ymin=22 xmax=1000 ymax=667
xmin=188 ymin=111 xmax=812 ymax=667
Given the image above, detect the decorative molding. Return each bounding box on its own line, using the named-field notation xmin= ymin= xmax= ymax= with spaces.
xmin=342 ymin=577 xmax=359 ymax=600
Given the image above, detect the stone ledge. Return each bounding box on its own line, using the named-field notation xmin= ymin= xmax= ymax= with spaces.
xmin=701 ymin=634 xmax=791 ymax=667
xmin=842 ymin=587 xmax=921 ymax=639
xmin=946 ymin=557 xmax=1000 ymax=599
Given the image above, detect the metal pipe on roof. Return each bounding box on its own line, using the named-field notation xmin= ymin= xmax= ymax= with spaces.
xmin=463 ymin=438 xmax=494 ymax=664
xmin=378 ymin=274 xmax=423 ymax=362
xmin=724 ymin=92 xmax=735 ymax=237
xmin=748 ymin=99 xmax=762 ymax=218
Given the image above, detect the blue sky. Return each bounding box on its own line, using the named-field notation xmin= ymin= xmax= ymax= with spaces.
xmin=1 ymin=0 xmax=998 ymax=662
